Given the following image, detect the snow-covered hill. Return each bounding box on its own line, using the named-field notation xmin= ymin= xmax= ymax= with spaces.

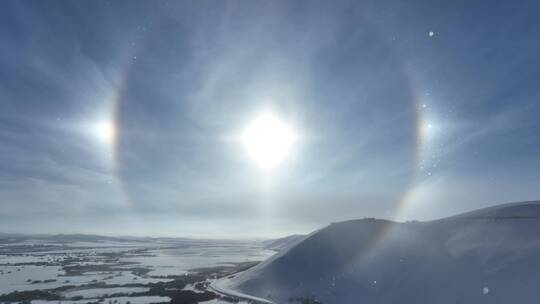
xmin=223 ymin=201 xmax=540 ymax=304
xmin=261 ymin=234 xmax=306 ymax=252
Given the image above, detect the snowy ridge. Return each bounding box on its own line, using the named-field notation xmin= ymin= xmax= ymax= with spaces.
xmin=434 ymin=200 xmax=540 ymax=221
xmin=262 ymin=235 xmax=306 ymax=252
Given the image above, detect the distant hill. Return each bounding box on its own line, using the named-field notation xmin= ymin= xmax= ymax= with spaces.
xmin=45 ymin=233 xmax=128 ymax=242
xmin=223 ymin=201 xmax=540 ymax=304
xmin=0 ymin=233 xmax=217 ymax=245
xmin=0 ymin=233 xmax=134 ymax=244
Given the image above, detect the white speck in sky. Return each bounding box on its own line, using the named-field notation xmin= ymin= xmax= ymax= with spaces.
xmin=483 ymin=287 xmax=489 ymax=295
xmin=429 ymin=31 xmax=434 ymax=37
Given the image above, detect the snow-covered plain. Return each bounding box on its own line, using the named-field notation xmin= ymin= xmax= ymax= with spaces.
xmin=125 ymin=244 xmax=272 ymax=277
xmin=62 ymin=287 xmax=150 ymax=299
xmin=223 ymin=201 xmax=540 ymax=304
xmin=0 ymin=236 xmax=274 ymax=303
xmin=31 ymin=296 xmax=171 ymax=304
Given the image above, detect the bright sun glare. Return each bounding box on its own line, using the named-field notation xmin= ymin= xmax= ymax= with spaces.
xmin=92 ymin=119 xmax=116 ymax=145
xmin=241 ymin=112 xmax=297 ymax=169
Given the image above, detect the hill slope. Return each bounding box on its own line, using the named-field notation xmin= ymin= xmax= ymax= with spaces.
xmin=261 ymin=234 xmax=306 ymax=252
xmin=224 ymin=201 xmax=540 ymax=304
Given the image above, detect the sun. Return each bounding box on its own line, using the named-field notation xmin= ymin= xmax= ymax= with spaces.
xmin=92 ymin=119 xmax=116 ymax=145
xmin=241 ymin=112 xmax=298 ymax=169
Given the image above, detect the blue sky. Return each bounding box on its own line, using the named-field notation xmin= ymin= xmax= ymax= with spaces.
xmin=1 ymin=0 xmax=539 ymax=237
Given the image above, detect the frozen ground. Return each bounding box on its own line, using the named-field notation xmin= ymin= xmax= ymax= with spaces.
xmin=31 ymin=296 xmax=171 ymax=304
xmin=62 ymin=287 xmax=150 ymax=299
xmin=0 ymin=235 xmax=275 ymax=304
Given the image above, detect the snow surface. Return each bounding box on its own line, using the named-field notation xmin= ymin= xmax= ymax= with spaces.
xmin=199 ymin=299 xmax=249 ymax=304
xmin=101 ymin=296 xmax=170 ymax=304
xmin=0 ymin=236 xmax=273 ymax=304
xmin=0 ymin=265 xmax=64 ymax=294
xmin=209 ymin=280 xmax=273 ymax=304
xmin=224 ymin=201 xmax=540 ymax=304
xmin=123 ymin=244 xmax=273 ymax=277
xmin=31 ymin=296 xmax=170 ymax=304
xmin=62 ymin=287 xmax=149 ymax=299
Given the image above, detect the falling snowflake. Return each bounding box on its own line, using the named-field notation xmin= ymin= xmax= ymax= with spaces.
xmin=429 ymin=31 xmax=434 ymax=37
xmin=483 ymin=287 xmax=489 ymax=295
